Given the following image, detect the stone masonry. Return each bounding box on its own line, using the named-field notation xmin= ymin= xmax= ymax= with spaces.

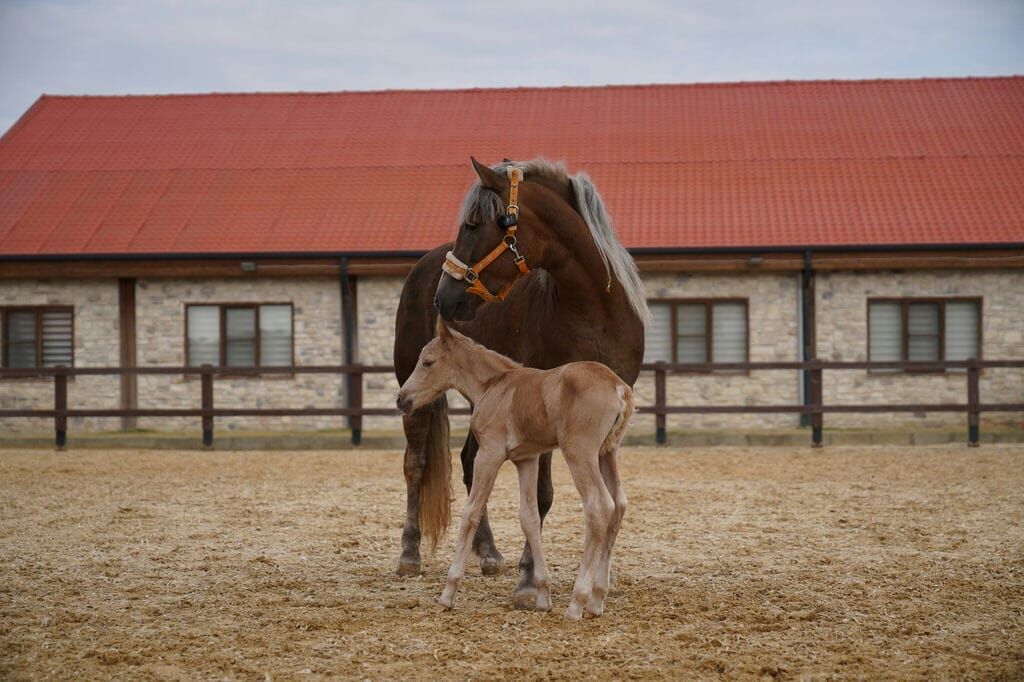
xmin=0 ymin=279 xmax=121 ymax=433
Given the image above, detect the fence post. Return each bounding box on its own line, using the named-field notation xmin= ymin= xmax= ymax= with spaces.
xmin=967 ymin=358 xmax=980 ymax=447
xmin=201 ymin=365 xmax=214 ymax=448
xmin=54 ymin=367 xmax=68 ymax=450
xmin=349 ymin=367 xmax=363 ymax=446
xmin=810 ymin=363 xmax=823 ymax=448
xmin=654 ymin=363 xmax=667 ymax=445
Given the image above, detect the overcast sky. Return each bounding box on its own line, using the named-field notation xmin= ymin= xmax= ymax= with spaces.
xmin=1 ymin=0 xmax=1022 ymax=134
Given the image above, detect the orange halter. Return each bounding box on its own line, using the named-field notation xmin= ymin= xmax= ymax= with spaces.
xmin=442 ymin=167 xmax=530 ymax=303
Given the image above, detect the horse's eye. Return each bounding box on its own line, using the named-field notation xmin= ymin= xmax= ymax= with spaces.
xmin=423 ymin=359 xmax=435 ymax=368
xmin=462 ymin=222 xmax=478 ymax=231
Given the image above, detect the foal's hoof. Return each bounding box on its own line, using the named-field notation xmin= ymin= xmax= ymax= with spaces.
xmin=480 ymin=555 xmax=505 ymax=576
xmin=396 ymin=558 xmax=422 ymax=576
xmin=512 ymin=586 xmax=539 ymax=610
xmin=563 ymin=603 xmax=583 ymax=621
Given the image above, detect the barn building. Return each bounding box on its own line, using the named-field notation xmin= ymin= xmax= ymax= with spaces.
xmin=1 ymin=77 xmax=1022 ymax=439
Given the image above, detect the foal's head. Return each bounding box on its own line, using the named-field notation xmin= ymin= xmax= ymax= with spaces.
xmin=396 ymin=320 xmax=462 ymax=414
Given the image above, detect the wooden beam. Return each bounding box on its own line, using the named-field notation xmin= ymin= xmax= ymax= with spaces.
xmin=118 ymin=278 xmax=137 ymax=430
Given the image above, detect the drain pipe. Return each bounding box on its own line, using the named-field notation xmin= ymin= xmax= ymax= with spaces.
xmin=800 ymin=250 xmax=816 ymax=428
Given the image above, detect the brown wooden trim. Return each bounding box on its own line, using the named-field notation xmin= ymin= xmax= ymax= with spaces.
xmin=1 ymin=305 xmax=75 ymax=373
xmin=118 ymin=279 xmax=137 ymax=429
xmin=184 ymin=302 xmax=295 ymax=375
xmin=647 ymin=297 xmax=749 ymax=372
xmin=0 ymin=257 xmax=420 ymax=280
xmin=867 ymin=296 xmax=983 ymax=373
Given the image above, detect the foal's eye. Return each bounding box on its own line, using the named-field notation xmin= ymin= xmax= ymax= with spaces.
xmin=423 ymin=360 xmax=435 ymax=368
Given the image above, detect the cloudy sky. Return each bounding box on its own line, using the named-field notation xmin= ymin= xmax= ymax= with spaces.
xmin=0 ymin=0 xmax=1022 ymax=133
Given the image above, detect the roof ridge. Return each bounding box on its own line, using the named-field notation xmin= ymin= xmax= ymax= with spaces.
xmin=33 ymin=75 xmax=1024 ymax=101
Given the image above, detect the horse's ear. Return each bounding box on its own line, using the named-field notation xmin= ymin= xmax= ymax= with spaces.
xmin=435 ymin=316 xmax=453 ymax=343
xmin=470 ymin=156 xmax=506 ymax=191
xmin=502 ymin=157 xmax=512 ymax=163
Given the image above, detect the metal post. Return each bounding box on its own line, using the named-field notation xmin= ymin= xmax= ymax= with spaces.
xmin=654 ymin=363 xmax=667 ymax=445
xmin=201 ymin=365 xmax=214 ymax=447
xmin=54 ymin=367 xmax=68 ymax=449
xmin=967 ymin=358 xmax=980 ymax=447
xmin=810 ymin=364 xmax=823 ymax=447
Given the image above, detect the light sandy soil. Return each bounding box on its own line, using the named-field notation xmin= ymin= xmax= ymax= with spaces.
xmin=1 ymin=445 xmax=1022 ymax=680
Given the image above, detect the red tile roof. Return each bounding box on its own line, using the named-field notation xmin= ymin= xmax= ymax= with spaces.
xmin=1 ymin=77 xmax=1022 ymax=256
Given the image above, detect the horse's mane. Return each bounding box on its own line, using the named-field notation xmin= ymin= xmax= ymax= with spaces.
xmin=459 ymin=159 xmax=650 ymax=326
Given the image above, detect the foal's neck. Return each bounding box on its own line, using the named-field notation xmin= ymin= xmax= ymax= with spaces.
xmin=452 ymin=341 xmax=519 ymax=403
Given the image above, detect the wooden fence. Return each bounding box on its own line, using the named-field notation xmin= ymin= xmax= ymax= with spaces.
xmin=1 ymin=360 xmax=1022 ymax=448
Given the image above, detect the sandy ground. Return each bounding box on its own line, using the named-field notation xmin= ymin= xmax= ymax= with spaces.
xmin=0 ymin=445 xmax=1022 ymax=680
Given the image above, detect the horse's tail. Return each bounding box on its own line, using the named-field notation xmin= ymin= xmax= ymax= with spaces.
xmin=602 ymin=382 xmax=635 ymax=455
xmin=420 ymin=396 xmax=453 ymax=552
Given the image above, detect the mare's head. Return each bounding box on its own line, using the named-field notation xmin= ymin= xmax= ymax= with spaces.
xmin=434 ymin=158 xmax=569 ymax=321
xmin=396 ymin=319 xmax=462 ymax=414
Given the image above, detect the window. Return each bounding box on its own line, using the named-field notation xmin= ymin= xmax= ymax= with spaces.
xmin=185 ymin=304 xmax=293 ymax=367
xmin=1 ymin=307 xmax=74 ymax=369
xmin=868 ymin=298 xmax=981 ymax=369
xmin=645 ymin=299 xmax=748 ymax=366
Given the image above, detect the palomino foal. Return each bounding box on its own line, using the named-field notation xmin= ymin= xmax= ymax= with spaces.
xmin=396 ymin=321 xmax=632 ymax=620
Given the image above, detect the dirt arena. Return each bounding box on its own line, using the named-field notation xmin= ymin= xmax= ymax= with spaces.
xmin=1 ymin=445 xmax=1022 ymax=680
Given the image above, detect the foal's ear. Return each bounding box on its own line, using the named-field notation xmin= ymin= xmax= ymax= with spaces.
xmin=435 ymin=316 xmax=453 ymax=343
xmin=470 ymin=156 xmax=507 ymax=192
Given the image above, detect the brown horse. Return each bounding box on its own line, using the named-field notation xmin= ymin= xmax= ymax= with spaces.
xmin=397 ymin=320 xmax=633 ymax=620
xmin=393 ymin=158 xmax=647 ymax=609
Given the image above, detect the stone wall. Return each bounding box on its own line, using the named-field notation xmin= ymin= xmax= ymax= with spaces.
xmin=634 ymin=272 xmax=803 ymax=434
xmin=817 ymin=269 xmax=1024 ymax=428
xmin=358 ymin=275 xmax=471 ymax=432
xmin=0 ymin=279 xmax=121 ymax=433
xmin=134 ymin=277 xmax=346 ymax=432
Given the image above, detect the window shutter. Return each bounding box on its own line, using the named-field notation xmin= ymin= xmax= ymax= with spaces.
xmin=869 ymin=302 xmax=902 ymax=363
xmin=711 ymin=302 xmax=746 ymax=362
xmin=643 ymin=302 xmax=672 ymax=363
xmin=41 ymin=310 xmax=73 ymax=367
xmin=945 ymin=301 xmax=979 ymax=361
xmin=5 ymin=311 xmax=37 ymax=368
xmin=259 ymin=305 xmax=292 ymax=366
xmin=907 ymin=302 xmax=940 ymax=361
xmin=676 ymin=303 xmax=707 ymax=363
xmin=187 ymin=306 xmax=220 ymax=366
xmin=225 ymin=308 xmax=256 ymax=366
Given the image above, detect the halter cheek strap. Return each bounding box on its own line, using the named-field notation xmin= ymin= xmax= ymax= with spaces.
xmin=442 ymin=166 xmax=530 ymax=303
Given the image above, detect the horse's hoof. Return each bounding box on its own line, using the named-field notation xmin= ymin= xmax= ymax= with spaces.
xmin=480 ymin=555 xmax=505 ymax=576
xmin=396 ymin=558 xmax=422 ymax=576
xmin=563 ymin=603 xmax=583 ymax=621
xmin=583 ymin=606 xmax=603 ymax=619
xmin=438 ymin=595 xmax=454 ymax=610
xmin=512 ymin=586 xmax=539 ymax=610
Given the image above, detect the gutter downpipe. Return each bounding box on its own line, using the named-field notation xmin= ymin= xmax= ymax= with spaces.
xmin=800 ymin=250 xmax=815 ymax=429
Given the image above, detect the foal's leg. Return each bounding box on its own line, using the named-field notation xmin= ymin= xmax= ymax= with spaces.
xmin=460 ymin=433 xmax=505 ymax=575
xmin=563 ymin=447 xmax=615 ymax=621
xmin=439 ymin=448 xmax=503 ymax=610
xmin=586 ymin=446 xmax=628 ymax=617
xmin=514 ymin=457 xmax=553 ymax=612
xmin=397 ymin=404 xmax=434 ymax=575
xmin=513 ymin=451 xmax=554 ymax=609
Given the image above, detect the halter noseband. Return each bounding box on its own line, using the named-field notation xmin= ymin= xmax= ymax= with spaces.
xmin=442 ymin=166 xmax=530 ymax=303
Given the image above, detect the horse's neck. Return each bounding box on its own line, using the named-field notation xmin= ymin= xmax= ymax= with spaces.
xmin=545 ymin=222 xmax=628 ymax=326
xmin=452 ymin=342 xmax=517 ymax=403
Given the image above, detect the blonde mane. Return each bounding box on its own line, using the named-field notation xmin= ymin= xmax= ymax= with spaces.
xmin=459 ymin=158 xmax=650 ymax=326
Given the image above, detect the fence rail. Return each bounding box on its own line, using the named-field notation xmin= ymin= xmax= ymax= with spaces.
xmin=1 ymin=359 xmax=1022 ymax=448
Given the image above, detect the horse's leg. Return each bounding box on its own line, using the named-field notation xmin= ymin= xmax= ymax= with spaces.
xmin=439 ymin=446 xmax=503 ymax=610
xmin=397 ymin=406 xmax=432 ymax=576
xmin=562 ymin=446 xmax=614 ymax=621
xmin=460 ymin=433 xmax=505 ymax=575
xmin=585 ymin=446 xmax=628 ymax=618
xmin=514 ymin=457 xmax=552 ymax=612
xmin=512 ymin=450 xmax=554 ymax=609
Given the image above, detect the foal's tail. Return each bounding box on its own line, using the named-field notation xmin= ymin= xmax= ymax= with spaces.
xmin=420 ymin=396 xmax=452 ymax=552
xmin=602 ymin=382 xmax=635 ymax=455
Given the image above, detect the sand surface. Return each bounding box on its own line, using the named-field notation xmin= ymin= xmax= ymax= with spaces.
xmin=1 ymin=445 xmax=1022 ymax=680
